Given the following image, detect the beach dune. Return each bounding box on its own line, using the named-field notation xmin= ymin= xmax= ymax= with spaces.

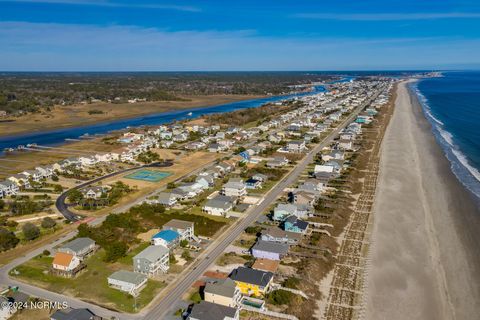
xmin=365 ymin=80 xmax=480 ymax=320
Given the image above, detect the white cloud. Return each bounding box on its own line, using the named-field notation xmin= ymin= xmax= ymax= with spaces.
xmin=0 ymin=21 xmax=478 ymax=71
xmin=0 ymin=0 xmax=201 ymax=12
xmin=293 ymin=12 xmax=480 ymax=21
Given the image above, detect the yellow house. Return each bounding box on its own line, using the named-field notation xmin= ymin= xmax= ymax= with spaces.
xmin=229 ymin=267 xmax=273 ymax=296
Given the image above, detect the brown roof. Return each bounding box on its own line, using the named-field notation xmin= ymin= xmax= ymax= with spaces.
xmin=252 ymin=258 xmax=280 ymax=273
xmin=52 ymin=252 xmax=74 ymax=267
xmin=163 ymin=219 xmax=194 ymax=230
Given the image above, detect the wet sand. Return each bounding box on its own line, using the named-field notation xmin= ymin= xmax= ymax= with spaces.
xmin=365 ymin=80 xmax=480 ymax=320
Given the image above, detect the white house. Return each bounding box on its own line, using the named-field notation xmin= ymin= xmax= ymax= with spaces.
xmin=287 ymin=140 xmax=307 ymax=153
xmin=203 ymin=195 xmax=234 ymax=216
xmin=163 ymin=219 xmax=195 ymax=240
xmin=221 ymin=179 xmax=246 ymax=197
xmin=108 ymin=270 xmax=148 ymax=296
xmin=52 ymin=252 xmax=81 ymax=272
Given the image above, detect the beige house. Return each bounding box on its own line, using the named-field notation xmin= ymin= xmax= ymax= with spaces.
xmin=204 ymin=278 xmax=241 ymax=308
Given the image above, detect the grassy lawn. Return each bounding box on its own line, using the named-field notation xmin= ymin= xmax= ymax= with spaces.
xmin=10 ymin=250 xmax=165 ymax=313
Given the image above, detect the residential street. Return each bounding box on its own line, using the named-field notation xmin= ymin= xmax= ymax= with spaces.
xmin=0 ymin=90 xmax=380 ymax=320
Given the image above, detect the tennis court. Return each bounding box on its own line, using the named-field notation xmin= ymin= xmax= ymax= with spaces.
xmin=124 ymin=169 xmax=171 ymax=182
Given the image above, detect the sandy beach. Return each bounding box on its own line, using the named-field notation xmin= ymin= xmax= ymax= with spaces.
xmin=365 ymin=80 xmax=480 ymax=320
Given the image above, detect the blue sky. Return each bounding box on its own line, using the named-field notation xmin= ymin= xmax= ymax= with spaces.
xmin=0 ymin=0 xmax=479 ymax=71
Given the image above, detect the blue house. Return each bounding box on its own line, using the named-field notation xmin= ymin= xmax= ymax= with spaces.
xmin=245 ymin=178 xmax=262 ymax=189
xmin=151 ymin=229 xmax=180 ymax=248
xmin=283 ymin=216 xmax=309 ymax=234
xmin=239 ymin=151 xmax=251 ymax=162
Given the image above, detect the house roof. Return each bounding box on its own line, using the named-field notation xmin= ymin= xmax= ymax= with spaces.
xmin=108 ymin=270 xmax=147 ymax=286
xmin=163 ymin=219 xmax=194 ymax=230
xmin=251 ymin=258 xmax=280 ymax=273
xmin=261 ymin=227 xmax=302 ymax=241
xmin=275 ymin=203 xmax=297 ymax=214
xmin=230 ymin=267 xmax=273 ymax=287
xmin=205 ymin=195 xmax=233 ymax=210
xmin=252 ymin=240 xmax=289 ymax=255
xmin=51 ymin=308 xmax=97 ymax=320
xmin=204 ymin=278 xmax=237 ymax=298
xmin=285 ymin=216 xmax=309 ymax=230
xmin=52 ymin=252 xmax=74 ymax=267
xmin=152 ymin=229 xmax=180 ymax=242
xmin=189 ymin=301 xmax=238 ymax=320
xmin=156 ymin=192 xmax=176 ymax=203
xmin=59 ymin=237 xmax=95 ymax=254
xmin=134 ymin=245 xmax=169 ymax=262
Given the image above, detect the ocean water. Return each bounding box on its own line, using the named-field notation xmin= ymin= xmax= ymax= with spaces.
xmin=412 ymin=71 xmax=480 ymax=199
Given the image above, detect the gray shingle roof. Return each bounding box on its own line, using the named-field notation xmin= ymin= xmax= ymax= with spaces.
xmin=229 ymin=267 xmax=273 ymax=287
xmin=252 ymin=240 xmax=289 ymax=255
xmin=51 ymin=308 xmax=97 ymax=320
xmin=134 ymin=245 xmax=169 ymax=262
xmin=108 ymin=270 xmax=147 ymax=285
xmin=59 ymin=237 xmax=95 ymax=254
xmin=204 ymin=278 xmax=237 ymax=298
xmin=189 ymin=301 xmax=237 ymax=320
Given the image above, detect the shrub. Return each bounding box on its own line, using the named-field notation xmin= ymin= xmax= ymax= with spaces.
xmin=180 ymin=239 xmax=188 ymax=248
xmin=41 ymin=217 xmax=56 ymax=229
xmin=283 ymin=277 xmax=300 ymax=289
xmin=181 ymin=250 xmax=192 ymax=261
xmin=268 ymin=289 xmax=294 ymax=305
xmin=0 ymin=227 xmax=20 ymax=251
xmin=42 ymin=249 xmax=50 ymax=256
xmin=104 ymin=242 xmax=128 ymax=262
xmin=22 ymin=223 xmax=40 ymax=241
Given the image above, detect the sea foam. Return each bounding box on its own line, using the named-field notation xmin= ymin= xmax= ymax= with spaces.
xmin=411 ymin=81 xmax=480 ymax=199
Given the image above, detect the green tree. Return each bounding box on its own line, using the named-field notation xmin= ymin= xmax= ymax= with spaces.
xmin=0 ymin=227 xmax=20 ymax=251
xmin=104 ymin=241 xmax=128 ymax=262
xmin=22 ymin=222 xmax=40 ymax=241
xmin=51 ymin=175 xmax=59 ymax=182
xmin=67 ymin=189 xmax=83 ymax=204
xmin=181 ymin=250 xmax=192 ymax=261
xmin=268 ymin=289 xmax=294 ymax=305
xmin=41 ymin=217 xmax=56 ymax=229
xmin=179 ymin=239 xmax=189 ymax=248
xmin=53 ymin=184 xmax=63 ymax=193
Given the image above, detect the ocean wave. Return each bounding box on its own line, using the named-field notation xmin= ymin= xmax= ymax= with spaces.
xmin=451 ymin=149 xmax=480 ymax=184
xmin=437 ymin=126 xmax=454 ymax=147
xmin=411 ymin=80 xmax=480 ymax=199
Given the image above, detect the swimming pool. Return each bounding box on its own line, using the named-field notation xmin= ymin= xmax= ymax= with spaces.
xmin=124 ymin=169 xmax=171 ymax=182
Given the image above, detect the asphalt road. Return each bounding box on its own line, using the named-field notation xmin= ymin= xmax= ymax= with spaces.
xmin=143 ymin=89 xmax=384 ymax=320
xmin=55 ymin=161 xmax=173 ymax=221
xmin=0 ymin=87 xmax=384 ymax=320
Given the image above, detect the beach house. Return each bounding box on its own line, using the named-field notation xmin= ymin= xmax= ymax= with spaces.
xmin=229 ymin=267 xmax=274 ymax=296
xmin=188 ymin=301 xmax=239 ymax=320
xmin=251 ymin=240 xmax=289 ymax=261
xmin=283 ymin=216 xmax=309 ymax=234
xmin=151 ymin=229 xmax=180 ymax=248
xmin=272 ymin=203 xmax=298 ymax=221
xmin=204 ymin=278 xmax=241 ymax=308
xmin=221 ymin=179 xmax=246 ymax=197
xmin=203 ymin=195 xmax=235 ymax=216
xmin=57 ymin=237 xmax=96 ymax=259
xmin=107 ymin=270 xmax=148 ymax=296
xmin=163 ymin=219 xmax=195 ymax=241
xmin=133 ymin=245 xmax=170 ymax=276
